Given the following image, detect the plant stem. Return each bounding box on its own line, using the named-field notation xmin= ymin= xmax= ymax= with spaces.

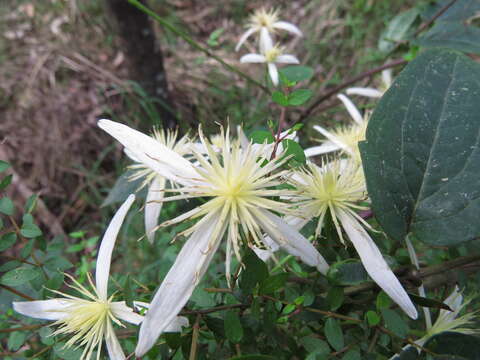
xmin=188 ymin=314 xmax=201 ymax=360
xmin=1 ymin=284 xmax=35 ymax=301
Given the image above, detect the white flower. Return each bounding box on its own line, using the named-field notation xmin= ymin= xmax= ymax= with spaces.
xmin=235 ymin=7 xmax=302 ymax=52
xmin=126 ymin=128 xmax=191 ymax=243
xmin=305 ymin=94 xmax=367 ymax=163
xmin=12 ymin=195 xmax=187 ymax=360
xmin=240 ymin=44 xmax=299 ymax=86
xmin=97 ymin=120 xmax=329 ymax=356
xmin=290 ymin=159 xmax=418 ymax=319
xmin=346 ymin=69 xmax=392 ymax=98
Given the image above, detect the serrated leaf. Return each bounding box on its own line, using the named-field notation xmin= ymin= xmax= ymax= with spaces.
xmin=288 ymin=89 xmax=313 ymax=106
xmin=224 ymin=310 xmax=244 ymax=343
xmin=249 ymin=130 xmax=275 ymax=145
xmin=324 ymin=318 xmax=344 ymax=351
xmin=381 ymin=309 xmax=409 ymax=338
xmin=1 ymin=266 xmax=40 ymax=286
xmin=272 ymin=90 xmax=289 ymax=106
xmin=280 ymin=66 xmax=314 ymax=82
xmin=0 ymin=232 xmax=17 ymax=251
xmin=378 ymin=8 xmax=419 ymax=53
xmin=0 ymin=197 xmax=14 ymax=215
xmin=360 ymin=49 xmax=480 ymax=246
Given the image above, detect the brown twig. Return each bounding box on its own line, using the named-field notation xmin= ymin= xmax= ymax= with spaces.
xmin=0 ymin=324 xmax=45 ymax=333
xmin=0 ymin=284 xmax=35 ymax=301
xmin=413 ymin=0 xmax=459 ymax=37
xmin=188 ymin=314 xmax=201 ymax=360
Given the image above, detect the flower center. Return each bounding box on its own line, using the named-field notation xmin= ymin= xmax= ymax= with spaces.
xmin=265 ymin=46 xmax=282 ymax=62
xmin=251 ymin=8 xmax=278 ymax=30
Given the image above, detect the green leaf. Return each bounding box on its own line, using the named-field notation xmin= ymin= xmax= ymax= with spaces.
xmin=239 ymin=249 xmax=268 ymax=293
xmin=324 ymin=318 xmax=344 ymax=351
xmin=249 ymin=130 xmax=275 ymax=145
xmin=0 ymin=174 xmax=12 ymax=191
xmin=259 ymin=273 xmax=289 ymax=294
xmin=326 ymin=287 xmax=344 ymax=311
xmin=288 ymin=89 xmax=313 ymax=106
xmin=391 ymin=346 xmax=420 ymax=360
xmin=229 ymin=356 xmax=277 ymax=360
xmin=0 ymin=160 xmax=10 ymax=172
xmin=360 ymin=49 xmax=480 ymax=245
xmin=381 ymin=309 xmax=409 ymax=338
xmin=102 ymin=170 xmax=146 ymax=207
xmin=422 ymin=0 xmax=480 ymax=22
xmin=378 ymin=8 xmax=419 ymax=53
xmin=366 ymin=310 xmax=381 ymax=326
xmin=0 ymin=232 xmax=17 ymax=251
xmin=24 ymin=194 xmax=38 ymax=213
xmin=207 ymin=27 xmax=224 ymax=47
xmin=376 ymin=291 xmax=393 ymax=310
xmin=327 ymin=259 xmax=369 ymax=286
xmin=417 ymin=22 xmax=480 ymax=55
xmin=272 ymin=90 xmax=289 ymax=106
xmin=21 ymin=221 xmax=42 ymax=238
xmin=280 ymin=66 xmax=314 ymax=82
xmin=342 ymin=349 xmax=361 ymax=360
xmin=20 ymin=239 xmax=35 ymax=258
xmin=204 ymin=316 xmax=225 ymax=338
xmin=281 ymin=139 xmax=306 ymax=165
xmin=300 ymin=336 xmax=330 ymax=355
xmin=8 ymin=330 xmax=26 ymax=351
xmin=408 ymin=293 xmax=452 ymax=311
xmin=124 ymin=274 xmax=134 ymax=308
xmin=224 ymin=310 xmax=244 ymax=343
xmin=44 ymin=256 xmax=73 ymax=271
xmin=424 ymin=332 xmax=480 ymax=359
xmin=0 ymin=197 xmax=14 ymax=215
xmin=1 ymin=266 xmax=40 ymax=286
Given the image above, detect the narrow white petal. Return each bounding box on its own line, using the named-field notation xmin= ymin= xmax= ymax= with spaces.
xmin=276 ymin=55 xmax=300 ymax=64
xmin=439 ymin=285 xmax=462 ymax=323
xmin=145 ymin=177 xmax=166 ymax=243
xmin=346 ymin=87 xmax=383 ymax=98
xmin=304 ymin=142 xmax=340 ymax=157
xmin=123 ymin=148 xmax=141 ymax=163
xmin=268 ymin=63 xmax=279 ymax=86
xmin=382 ymin=69 xmax=393 ymax=88
xmin=136 ymin=215 xmax=224 ymax=356
xmin=105 ymin=323 xmax=126 ymax=360
xmin=337 ymin=210 xmax=418 ymax=319
xmin=257 ymin=210 xmax=329 ymax=274
xmin=98 ymin=120 xmax=197 ymax=186
xmin=240 ymin=54 xmax=266 ymax=63
xmin=235 ymin=27 xmax=257 ymax=51
xmin=237 ymin=126 xmax=250 ymax=151
xmin=273 ymin=21 xmax=303 ymax=36
xmin=111 ymin=301 xmax=144 ymax=325
xmin=337 ymin=94 xmax=363 ymax=125
xmin=313 ymin=125 xmax=352 ymax=155
xmin=252 ymin=246 xmax=276 ymax=262
xmin=259 ymin=27 xmax=273 ymax=53
xmin=13 ymin=299 xmax=71 ymax=321
xmin=96 ymin=194 xmax=135 ymax=300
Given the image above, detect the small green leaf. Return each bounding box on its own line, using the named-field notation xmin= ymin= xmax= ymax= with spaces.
xmin=272 ymin=90 xmax=289 ymax=106
xmin=124 ymin=274 xmax=134 ymax=308
xmin=281 ymin=139 xmax=306 ymax=165
xmin=0 ymin=160 xmax=10 ymax=172
xmin=20 ymin=239 xmax=35 ymax=258
xmin=300 ymin=336 xmax=330 ymax=355
xmin=0 ymin=197 xmax=14 ymax=216
xmin=259 ymin=273 xmax=289 ymax=294
xmin=288 ymin=89 xmax=313 ymax=106
xmin=8 ymin=330 xmax=26 ymax=351
xmin=0 ymin=174 xmax=12 ymax=191
xmin=249 ymin=130 xmax=275 ymax=145
xmin=24 ymin=194 xmax=38 ymax=213
xmin=44 ymin=257 xmax=73 ymax=271
xmin=280 ymin=65 xmax=314 ymax=82
xmin=1 ymin=266 xmax=40 ymax=286
xmin=376 ymin=291 xmax=393 ymax=310
xmin=381 ymin=309 xmax=409 ymax=338
xmin=326 ymin=287 xmax=344 ymax=311
xmin=378 ymin=8 xmax=419 ymax=53
xmin=207 ymin=27 xmax=224 ymax=47
xmin=66 ymin=243 xmax=84 ymax=253
xmin=291 ymin=123 xmax=304 ymax=132
xmin=0 ymin=232 xmax=17 ymax=251
xmin=69 ymin=231 xmax=85 ymax=239
xmin=224 ymin=310 xmax=244 ymax=343
xmin=327 ymin=259 xmax=369 ymax=286
xmin=324 ymin=318 xmax=344 ymax=351
xmin=21 ymin=222 xmax=42 ymax=238
xmin=408 ymin=293 xmax=452 ymax=311
xmin=282 ymin=303 xmax=296 ymax=315
xmin=365 ymin=310 xmax=381 ymax=326
xmin=239 ymin=249 xmax=268 ymax=292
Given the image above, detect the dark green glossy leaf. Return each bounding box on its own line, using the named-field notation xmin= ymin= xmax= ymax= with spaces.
xmin=300 ymin=336 xmax=330 ymax=355
xmin=422 ymin=0 xmax=480 ymax=22
xmin=280 ymin=66 xmax=314 ymax=82
xmin=259 ymin=273 xmax=289 ymax=295
xmin=326 ymin=286 xmax=344 ymax=311
xmin=288 ymin=89 xmax=313 ymax=106
xmin=229 ymin=356 xmax=276 ymax=360
xmin=360 ymin=49 xmax=480 ymax=245
xmin=249 ymin=130 xmax=275 ymax=145
xmin=224 ymin=310 xmax=244 ymax=343
xmin=425 ymin=332 xmax=480 ymax=359
xmin=381 ymin=309 xmax=409 ymax=338
xmin=379 ymin=8 xmax=419 ymax=53
xmin=408 ymin=293 xmax=452 ymax=311
xmin=327 ymin=259 xmax=369 ymax=286
xmin=324 ymin=317 xmax=344 ymax=351
xmin=1 ymin=266 xmax=40 ymax=286
xmin=391 ymin=345 xmax=420 ymax=360
xmin=239 ymin=249 xmax=268 ymax=293
xmin=417 ymin=22 xmax=480 ymax=55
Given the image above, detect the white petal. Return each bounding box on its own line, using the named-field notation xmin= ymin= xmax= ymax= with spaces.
xmin=337 ymin=94 xmax=363 ymax=125
xmin=235 ymin=27 xmax=257 ymax=51
xmin=165 ymin=316 xmax=189 ymax=333
xmin=273 ymin=21 xmax=303 ymax=36
xmin=259 ymin=27 xmax=273 ymax=53
xmin=240 ymin=54 xmax=266 ymax=63
xmin=337 ymin=210 xmax=418 ymax=319
xmin=111 ymin=301 xmax=143 ymax=325
xmin=98 ymin=120 xmax=197 ymax=186
xmin=145 ymin=177 xmax=166 ymax=243
xmin=275 ymin=55 xmax=300 ymax=64
xmin=438 ymin=285 xmax=462 ymax=323
xmin=268 ymin=63 xmax=279 ymax=86
xmin=252 ymin=246 xmax=276 ymax=262
xmin=13 ymin=299 xmax=71 ymax=321
xmin=124 ymin=148 xmax=141 ymax=163
xmin=96 ymin=194 xmax=135 ymax=300
xmin=136 ymin=215 xmax=224 ymax=356
xmin=382 ymin=69 xmax=393 ymax=88
xmin=257 ymin=210 xmax=329 ymax=274
xmin=313 ymin=125 xmax=352 ymax=155
xmin=304 ymin=142 xmax=340 ymax=157
xmin=346 ymin=87 xmax=383 ymax=98
xmin=105 ymin=323 xmax=126 ymax=360
xmin=237 ymin=126 xmax=250 ymax=151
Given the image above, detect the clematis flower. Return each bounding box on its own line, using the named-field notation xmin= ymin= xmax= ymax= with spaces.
xmin=12 ymin=195 xmax=186 ymax=359
xmin=290 ymin=159 xmax=418 ymax=319
xmin=235 ymin=7 xmax=302 ymax=52
xmin=126 ymin=128 xmax=191 ymax=243
xmin=240 ymin=43 xmax=299 ymax=86
xmin=346 ymin=69 xmax=392 ymax=98
xmin=98 ymin=120 xmax=329 ymax=356
xmin=305 ymin=94 xmax=368 ymax=163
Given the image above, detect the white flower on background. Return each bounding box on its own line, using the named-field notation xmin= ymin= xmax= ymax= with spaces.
xmin=97 ymin=119 xmax=329 ymax=356
xmin=235 ymin=7 xmax=303 ymax=52
xmin=290 ymin=159 xmax=418 ymax=319
xmin=240 ymin=44 xmax=299 ymax=86
xmin=126 ymin=128 xmax=191 ymax=243
xmin=346 ymin=69 xmax=392 ymax=98
xmin=305 ymin=94 xmax=368 ymax=163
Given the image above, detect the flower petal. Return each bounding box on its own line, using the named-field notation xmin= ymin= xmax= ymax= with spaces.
xmin=13 ymin=299 xmax=71 ymax=321
xmin=346 ymin=87 xmax=383 ymax=98
xmin=382 ymin=69 xmax=393 ymax=88
xmin=256 ymin=210 xmax=329 ymax=274
xmin=337 ymin=94 xmax=363 ymax=125
xmin=96 ymin=194 xmax=135 ymax=300
xmin=304 ymin=142 xmax=340 ymax=157
xmin=235 ymin=27 xmax=257 ymax=51
xmin=111 ymin=301 xmax=143 ymax=325
xmin=275 ymin=54 xmax=300 ymax=64
xmin=313 ymin=125 xmax=353 ymax=155
xmin=337 ymin=210 xmax=418 ymax=319
xmin=98 ymin=120 xmax=197 ymax=186
xmin=273 ymin=21 xmax=303 ymax=36
xmin=105 ymin=322 xmax=126 ymax=360
xmin=133 ymin=301 xmax=189 ymax=332
xmin=268 ymin=63 xmax=279 ymax=86
xmin=135 ymin=214 xmax=224 ymax=356
xmin=145 ymin=177 xmax=166 ymax=243
xmin=240 ymin=54 xmax=266 ymax=63
xmin=259 ymin=27 xmax=273 ymax=53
